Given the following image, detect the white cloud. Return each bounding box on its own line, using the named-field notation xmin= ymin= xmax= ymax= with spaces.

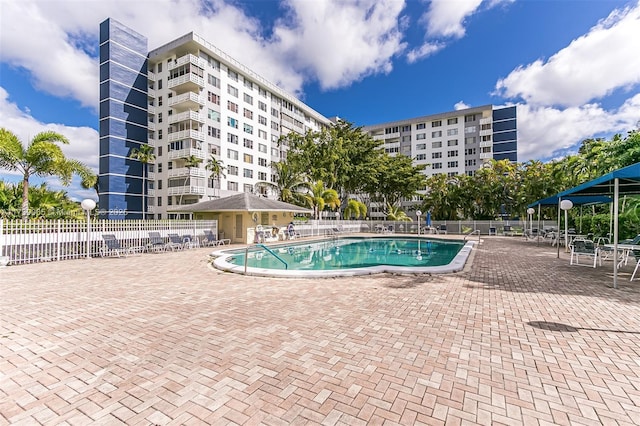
xmin=0 ymin=86 xmax=99 ymax=175
xmin=407 ymin=0 xmax=512 ymax=63
xmin=454 ymin=101 xmax=471 ymax=110
xmin=515 ymin=93 xmax=640 ymax=161
xmin=495 ymin=1 xmax=640 ymax=107
xmin=0 ymin=0 xmax=410 ymax=107
xmin=272 ymin=0 xmax=407 ymax=90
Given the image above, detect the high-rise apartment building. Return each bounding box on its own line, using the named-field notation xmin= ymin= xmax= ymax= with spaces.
xmin=99 ymin=19 xmax=517 ymax=220
xmin=363 ymin=105 xmax=517 ymax=178
xmin=99 ymin=18 xmax=330 ymax=219
xmin=362 ymin=105 xmax=517 ymax=219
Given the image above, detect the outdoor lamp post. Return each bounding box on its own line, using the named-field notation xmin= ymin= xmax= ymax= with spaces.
xmin=81 ymin=199 xmax=96 ymax=259
xmin=560 ymin=199 xmax=573 ymax=251
xmin=527 ymin=207 xmax=535 ymax=234
xmin=416 ymin=210 xmax=422 ymax=236
xmin=335 ymin=211 xmax=340 ymax=221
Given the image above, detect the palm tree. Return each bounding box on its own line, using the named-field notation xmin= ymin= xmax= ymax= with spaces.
xmin=305 ymin=180 xmax=340 ymax=220
xmin=343 ymin=199 xmax=367 ymax=219
xmin=129 ymin=144 xmax=155 ymax=220
xmin=205 ymin=154 xmax=226 ymax=198
xmin=385 ymin=203 xmax=412 ymax=221
xmin=254 ymin=162 xmax=309 ymax=206
xmin=0 ymin=128 xmax=96 ymax=220
xmin=178 ymin=155 xmax=203 ymax=206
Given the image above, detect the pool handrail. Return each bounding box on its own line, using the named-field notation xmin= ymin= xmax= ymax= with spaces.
xmin=464 ymin=229 xmax=481 ymax=242
xmin=256 ymin=244 xmax=288 ymax=270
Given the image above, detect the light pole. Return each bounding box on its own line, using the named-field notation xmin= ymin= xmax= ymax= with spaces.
xmin=527 ymin=207 xmax=535 ymax=235
xmin=81 ymin=199 xmax=97 ymax=259
xmin=560 ymin=199 xmax=573 ymax=253
xmin=416 ymin=210 xmax=422 ymax=236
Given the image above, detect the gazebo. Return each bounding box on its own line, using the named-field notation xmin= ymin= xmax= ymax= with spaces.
xmin=169 ymin=193 xmax=312 ymax=244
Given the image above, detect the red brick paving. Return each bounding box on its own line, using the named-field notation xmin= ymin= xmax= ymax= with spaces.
xmin=1 ymin=237 xmax=640 ymax=425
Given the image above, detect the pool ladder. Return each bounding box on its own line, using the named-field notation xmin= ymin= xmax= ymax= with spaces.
xmin=244 ymin=244 xmax=288 ymax=274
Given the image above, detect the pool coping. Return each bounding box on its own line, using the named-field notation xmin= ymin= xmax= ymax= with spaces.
xmin=210 ymin=235 xmax=477 ymax=278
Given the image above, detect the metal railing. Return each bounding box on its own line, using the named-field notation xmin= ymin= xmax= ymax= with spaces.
xmin=0 ymin=219 xmax=218 ymax=265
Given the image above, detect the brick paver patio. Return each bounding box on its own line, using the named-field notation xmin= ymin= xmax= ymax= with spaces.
xmin=1 ymin=237 xmax=639 ymax=425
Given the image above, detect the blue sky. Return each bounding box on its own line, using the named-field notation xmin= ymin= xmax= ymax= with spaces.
xmin=1 ymin=0 xmax=639 ymax=201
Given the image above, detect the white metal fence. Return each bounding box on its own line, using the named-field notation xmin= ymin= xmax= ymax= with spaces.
xmin=0 ymin=220 xmax=218 ymax=265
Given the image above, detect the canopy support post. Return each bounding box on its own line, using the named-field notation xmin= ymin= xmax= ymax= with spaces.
xmin=613 ymin=178 xmax=619 ymax=289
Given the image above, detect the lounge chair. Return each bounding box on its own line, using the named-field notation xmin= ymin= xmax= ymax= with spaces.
xmin=166 ymin=233 xmax=185 ymax=251
xmin=502 ymin=225 xmax=513 ymax=236
xmin=181 ymin=234 xmax=200 ymax=249
xmin=100 ymin=234 xmax=144 ymax=258
xmin=570 ymin=239 xmax=601 ymax=268
xmin=147 ymin=232 xmax=167 ymax=252
xmin=620 ymin=234 xmax=640 ymax=245
xmin=630 ymin=250 xmax=640 ymax=281
xmin=437 ymin=224 xmax=447 ymax=234
xmin=203 ymin=229 xmax=230 ymax=246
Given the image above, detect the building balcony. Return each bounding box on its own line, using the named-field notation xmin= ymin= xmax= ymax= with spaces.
xmin=147 ymin=172 xmax=155 ymax=180
xmin=168 ymin=185 xmax=206 ymax=196
xmin=479 ymin=117 xmax=492 ymax=125
xmin=168 ymin=91 xmax=204 ymax=110
xmin=148 ymin=105 xmax=156 ymax=114
xmin=168 ymin=73 xmax=205 ymax=91
xmin=168 ymin=129 xmax=205 ymax=143
xmin=479 ymin=141 xmax=492 ymax=148
xmin=147 ymin=137 xmax=156 ymax=147
xmin=479 ymin=152 xmax=493 ymax=159
xmin=167 ymin=148 xmax=206 ymax=161
xmin=479 ymin=129 xmax=492 ymax=137
xmin=147 ymin=205 xmax=155 ymax=213
xmin=146 ymin=189 xmax=156 ymax=197
xmin=169 ymin=110 xmax=205 ymax=125
xmin=147 ymin=71 xmax=157 ymax=82
xmin=147 ymin=88 xmax=156 ymax=98
xmin=169 ymin=54 xmax=207 ymax=70
xmin=168 ymin=167 xmax=206 ymax=178
xmin=148 ymin=122 xmax=156 ymax=131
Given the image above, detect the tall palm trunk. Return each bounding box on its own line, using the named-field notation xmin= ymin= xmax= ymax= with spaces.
xmin=22 ymin=173 xmax=29 ymax=220
xmin=141 ymin=166 xmax=146 ymax=220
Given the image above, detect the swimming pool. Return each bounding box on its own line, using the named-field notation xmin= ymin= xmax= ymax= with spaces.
xmin=211 ymin=236 xmax=475 ymax=277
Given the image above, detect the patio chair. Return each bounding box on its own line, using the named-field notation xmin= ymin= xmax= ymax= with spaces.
xmin=620 ymin=234 xmax=640 ymax=245
xmin=570 ymin=239 xmax=601 ymax=268
xmin=502 ymin=225 xmax=513 ymax=236
xmin=166 ymin=233 xmax=185 ymax=251
xmin=181 ymin=234 xmax=200 ymax=249
xmin=147 ymin=232 xmax=167 ymax=252
xmin=437 ymin=224 xmax=447 ymax=234
xmin=630 ymin=250 xmax=640 ymax=281
xmin=203 ymin=229 xmax=230 ymax=246
xmin=100 ymin=234 xmax=143 ymax=258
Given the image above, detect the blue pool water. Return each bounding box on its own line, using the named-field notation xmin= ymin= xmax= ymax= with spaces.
xmin=213 ymin=236 xmax=473 ymax=277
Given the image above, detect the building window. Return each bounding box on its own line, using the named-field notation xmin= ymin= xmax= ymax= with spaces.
xmin=156 ymin=62 xmax=162 ymax=73
xmin=416 ymin=154 xmax=426 ymax=161
xmin=416 ymin=143 xmax=426 ymax=150
xmin=244 ymin=184 xmax=253 ymax=193
xmin=401 ymin=125 xmax=411 ymax=132
xmin=433 ymin=162 xmax=442 ymax=169
xmin=465 ymin=126 xmax=477 ymax=133
xmin=258 ymin=129 xmax=267 ymax=139
xmin=243 ymin=168 xmax=253 ymax=178
xmin=482 ymin=135 xmax=492 ymax=142
xmin=243 ymin=93 xmax=253 ymax=105
xmin=258 ymin=101 xmax=267 ymax=112
xmin=258 ymin=115 xmax=267 ymax=125
xmin=481 ymin=123 xmax=492 ymax=130
xmin=432 ymin=141 xmax=442 ymax=148
xmin=466 ymin=148 xmax=476 ymax=155
xmin=465 ymin=136 xmax=477 ymax=145
xmin=227 ymin=101 xmax=238 ymax=113
xmin=447 ymin=129 xmax=458 ymax=136
xmin=416 ymin=133 xmax=426 ymax=140
xmin=432 ymin=152 xmax=442 ymax=159
xmin=432 ymin=120 xmax=441 ymax=127
xmin=466 ymin=159 xmax=477 ymax=167
xmin=157 ymin=146 xmax=162 ymax=156
xmin=228 ymin=70 xmax=238 ymax=82
xmin=244 ymin=153 xmax=253 ymax=163
xmin=227 ymin=149 xmax=238 ymax=160
xmin=448 ymin=161 xmax=458 ymax=168
xmin=447 ymin=117 xmax=458 ymax=125
xmin=228 ymin=134 xmax=238 ymax=144
xmin=432 ymin=130 xmax=442 ymax=138
xmin=208 ymin=92 xmax=220 ymax=104
xmin=258 ymin=157 xmax=267 ymax=167
xmin=157 ymin=179 xmax=163 ymax=189
xmin=157 ymin=163 xmax=163 ymax=173
xmin=208 ymin=74 xmax=220 ymax=88
xmin=448 ymin=150 xmax=458 ymax=157
xmin=228 ymin=117 xmax=238 ymax=129
xmin=258 ymin=143 xmax=267 ymax=153
xmin=271 ymin=122 xmax=279 ymax=131
xmin=258 ymin=171 xmax=267 ymax=180
xmin=208 ymin=126 xmax=220 ymax=138
xmin=228 ymin=181 xmax=238 ymax=191
xmin=228 ymin=165 xmax=238 ymax=175
xmin=416 ymin=123 xmax=426 ymax=130
xmin=227 ymin=85 xmax=238 ymax=97
xmin=447 ymin=139 xmax=458 ymax=146
xmin=464 ymin=114 xmax=477 ymax=122
xmin=244 ymin=108 xmax=253 ymax=119
xmin=157 ymin=196 xmax=162 ymax=207
xmin=401 ymin=135 xmax=411 ymax=142
xmin=208 ymin=109 xmax=220 ymax=122
xmin=244 ymin=123 xmax=253 ymax=134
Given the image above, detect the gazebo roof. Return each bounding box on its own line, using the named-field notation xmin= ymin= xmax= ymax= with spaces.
xmin=168 ymin=193 xmax=312 ymax=213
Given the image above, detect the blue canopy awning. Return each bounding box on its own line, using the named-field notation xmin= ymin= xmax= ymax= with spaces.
xmin=528 ymin=194 xmax=612 ymax=208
